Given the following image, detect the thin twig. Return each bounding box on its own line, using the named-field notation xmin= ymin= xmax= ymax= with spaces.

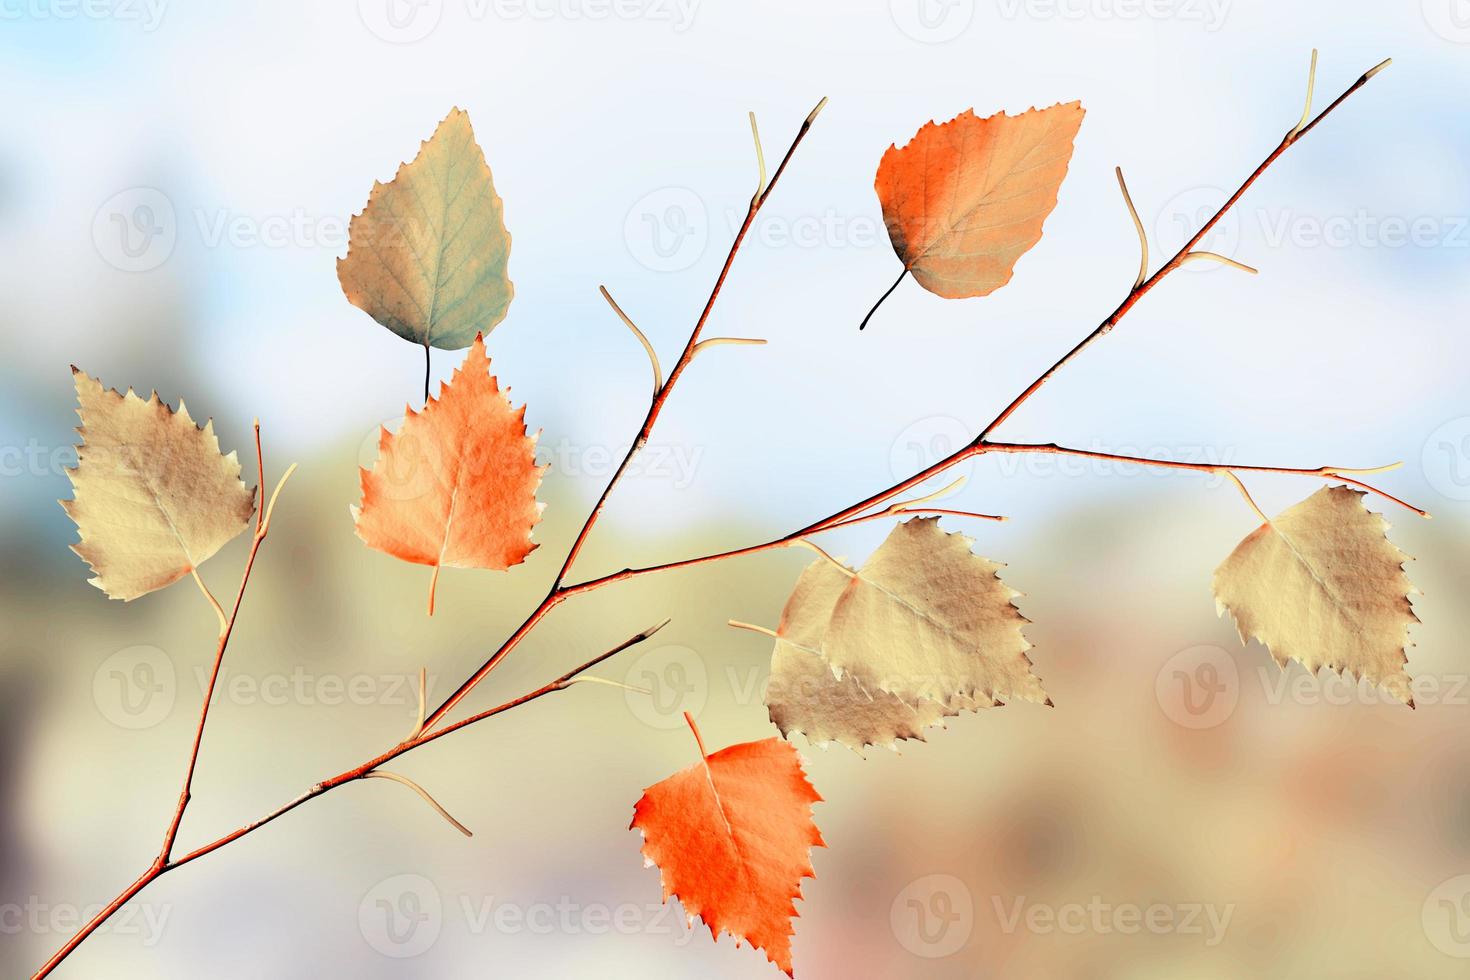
xmin=417 ymin=97 xmax=827 ymax=735
xmin=364 ymin=771 xmax=474 ymax=837
xmin=691 ymin=336 xmax=767 ymax=357
xmin=749 ymin=111 xmax=767 ymax=202
xmin=600 ymin=285 xmax=663 ymax=396
xmin=1115 ymin=166 xmax=1148 ymax=290
xmin=159 ymin=431 xmax=296 ymax=876
xmin=976 ymin=55 xmax=1390 ymax=442
xmin=32 ymin=620 xmax=670 ymax=979
xmin=190 ymin=568 xmax=227 ymax=634
xmin=788 ymin=538 xmax=855 ymax=576
xmin=728 ymin=620 xmax=779 ymax=639
xmin=1183 ymin=251 xmax=1258 ymax=274
xmin=1286 ymin=48 xmax=1319 ymax=140
xmin=1221 ymin=470 xmax=1271 ymax=524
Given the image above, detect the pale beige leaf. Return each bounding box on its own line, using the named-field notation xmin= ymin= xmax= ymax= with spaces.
xmin=765 ymin=558 xmax=994 ymax=755
xmin=61 ymin=368 xmax=256 ymax=600
xmin=337 ymin=107 xmax=513 ymax=350
xmin=1212 ymin=485 xmax=1418 ymax=705
xmin=819 ymin=517 xmax=1045 ymax=710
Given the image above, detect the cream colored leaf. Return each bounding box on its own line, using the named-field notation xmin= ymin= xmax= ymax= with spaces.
xmin=1212 ymin=485 xmax=1418 ymax=705
xmin=765 ymin=557 xmax=994 ymax=755
xmin=822 ymin=517 xmax=1046 ymax=711
xmin=337 ymin=107 xmax=513 ymax=351
xmin=61 ymin=368 xmax=256 ymax=601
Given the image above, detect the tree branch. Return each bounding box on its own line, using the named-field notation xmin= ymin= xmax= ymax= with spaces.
xmin=35 ymin=62 xmax=1409 ymax=977
xmin=417 ymin=97 xmax=828 ymax=735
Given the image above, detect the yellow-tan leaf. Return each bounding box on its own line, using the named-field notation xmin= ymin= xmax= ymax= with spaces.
xmin=764 ymin=557 xmax=993 ymax=755
xmin=61 ymin=368 xmax=255 ymax=600
xmin=1212 ymin=485 xmax=1419 ymax=705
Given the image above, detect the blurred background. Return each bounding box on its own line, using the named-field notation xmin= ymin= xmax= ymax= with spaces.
xmin=3 ymin=1 xmax=1470 ymax=976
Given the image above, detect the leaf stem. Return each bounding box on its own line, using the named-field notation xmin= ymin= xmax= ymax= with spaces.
xmin=858 ymin=267 xmax=908 ymax=331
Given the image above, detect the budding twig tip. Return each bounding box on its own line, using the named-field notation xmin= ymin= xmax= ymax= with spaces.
xmin=1364 ymin=57 xmax=1392 ymax=81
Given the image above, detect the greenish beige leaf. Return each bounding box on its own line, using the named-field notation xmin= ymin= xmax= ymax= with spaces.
xmin=337 ymin=107 xmax=513 ymax=351
xmin=61 ymin=368 xmax=256 ymax=601
xmin=1212 ymin=485 xmax=1419 ymax=705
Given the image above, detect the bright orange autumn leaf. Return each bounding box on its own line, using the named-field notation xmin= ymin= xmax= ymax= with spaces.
xmin=631 ymin=714 xmax=824 ymax=977
xmin=353 ymin=333 xmax=544 ymax=614
xmin=864 ymin=101 xmax=1084 ymax=327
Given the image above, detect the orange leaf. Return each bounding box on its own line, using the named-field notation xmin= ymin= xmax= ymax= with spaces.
xmin=865 ymin=101 xmax=1084 ymax=326
xmin=353 ymin=334 xmax=544 ymax=614
xmin=631 ymin=714 xmax=824 ymax=976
